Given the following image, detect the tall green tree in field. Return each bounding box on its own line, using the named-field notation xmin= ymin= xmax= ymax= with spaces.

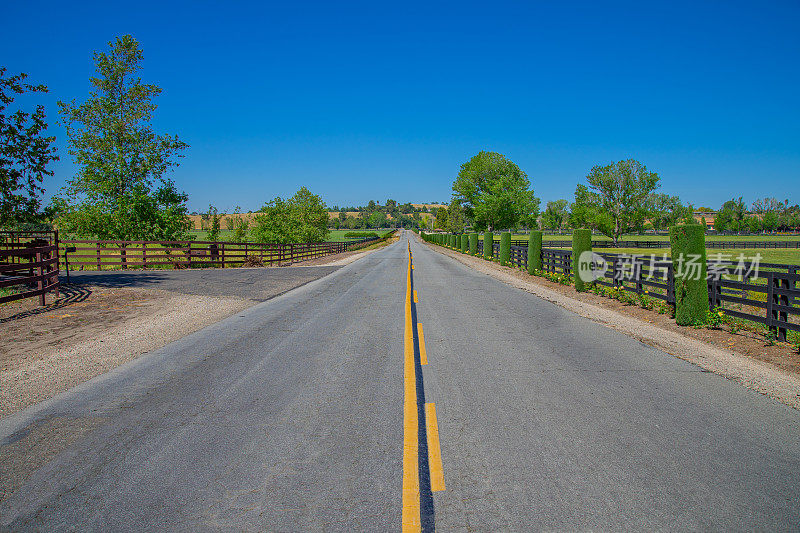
xmin=0 ymin=68 xmax=59 ymax=228
xmin=446 ymin=198 xmax=466 ymax=233
xmin=571 ymin=159 xmax=660 ymax=244
xmin=452 ymin=151 xmax=539 ymax=231
xmin=541 ymin=199 xmax=570 ymax=231
xmin=55 ymin=35 xmax=190 ymax=240
xmin=647 ymin=193 xmax=687 ymax=232
xmin=434 ymin=206 xmax=448 ymax=229
xmin=252 ymin=187 xmax=329 ymax=243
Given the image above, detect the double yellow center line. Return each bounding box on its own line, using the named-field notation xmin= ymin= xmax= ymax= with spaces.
xmin=403 ymin=242 xmax=445 ymax=532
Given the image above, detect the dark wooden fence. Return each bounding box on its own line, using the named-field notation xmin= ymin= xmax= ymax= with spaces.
xmin=59 ymin=237 xmax=379 ymax=271
xmin=510 ymin=239 xmax=800 ymax=249
xmin=0 ymin=232 xmax=60 ymax=305
xmin=1 ymin=230 xmax=383 ymax=307
xmin=430 ymin=233 xmax=799 ymax=342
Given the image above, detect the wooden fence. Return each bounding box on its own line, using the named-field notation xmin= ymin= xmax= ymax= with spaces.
xmin=510 ymin=239 xmax=800 ymax=249
xmin=0 ymin=236 xmax=60 ymax=305
xmin=1 ymin=231 xmax=383 ymax=307
xmin=59 ymin=237 xmax=379 ymax=271
xmin=430 ymin=233 xmax=799 ymax=342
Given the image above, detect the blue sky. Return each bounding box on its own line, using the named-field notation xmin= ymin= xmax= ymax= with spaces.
xmin=4 ymin=1 xmax=799 ymax=212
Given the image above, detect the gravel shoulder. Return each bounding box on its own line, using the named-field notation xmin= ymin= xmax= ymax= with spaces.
xmin=1 ymin=257 xmax=379 ymax=419
xmin=1 ymin=287 xmax=254 ymax=418
xmin=421 ymin=237 xmax=800 ymax=409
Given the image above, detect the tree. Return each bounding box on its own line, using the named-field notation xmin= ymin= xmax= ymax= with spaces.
xmin=0 ymin=68 xmax=59 ymax=228
xmin=289 ymin=186 xmax=329 ymax=242
xmin=205 ymin=204 xmax=221 ymax=241
xmin=714 ymin=197 xmax=746 ymax=232
xmin=251 ymin=187 xmax=329 ymax=243
xmin=435 ymin=206 xmax=448 ymax=229
xmin=231 ymin=206 xmax=250 ymax=242
xmin=452 ymin=151 xmax=539 ymax=231
xmin=572 ymin=159 xmax=660 ymax=244
xmin=541 ymin=199 xmax=570 ymax=231
xmin=367 ymin=211 xmax=387 ymax=228
xmin=648 ymin=193 xmax=685 ymax=232
xmin=446 ymin=198 xmax=466 ymax=233
xmin=55 ymin=35 xmax=190 ymax=240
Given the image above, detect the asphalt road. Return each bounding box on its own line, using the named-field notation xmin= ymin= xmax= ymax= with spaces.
xmin=2 ymin=231 xmax=800 ymax=531
xmin=66 ymin=266 xmax=341 ymax=300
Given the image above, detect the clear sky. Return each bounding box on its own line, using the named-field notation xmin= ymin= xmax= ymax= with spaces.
xmin=4 ymin=1 xmax=799 ymax=213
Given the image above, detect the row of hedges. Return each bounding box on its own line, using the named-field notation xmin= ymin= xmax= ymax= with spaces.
xmin=421 ymin=227 xmax=710 ymax=326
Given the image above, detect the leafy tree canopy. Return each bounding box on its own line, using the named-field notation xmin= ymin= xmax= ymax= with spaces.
xmin=452 ymin=151 xmax=540 ymax=231
xmin=55 ymin=35 xmax=190 ymax=240
xmin=0 ymin=68 xmax=58 ymax=228
xmin=571 ymin=159 xmax=660 ymax=244
xmin=252 ymin=187 xmax=329 ymax=244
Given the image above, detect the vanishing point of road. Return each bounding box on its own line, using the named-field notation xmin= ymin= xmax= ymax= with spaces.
xmin=2 ymin=232 xmax=799 ymax=531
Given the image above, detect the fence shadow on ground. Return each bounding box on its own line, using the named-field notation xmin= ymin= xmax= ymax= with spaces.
xmin=0 ymin=284 xmax=93 ymax=324
xmin=67 ymin=271 xmax=174 ymax=289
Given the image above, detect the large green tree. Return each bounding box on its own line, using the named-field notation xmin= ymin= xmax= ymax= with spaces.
xmin=571 ymin=159 xmax=661 ymax=244
xmin=0 ymin=68 xmax=59 ymax=228
xmin=452 ymin=151 xmax=539 ymax=231
xmin=648 ymin=193 xmax=688 ymax=232
xmin=541 ymin=199 xmax=570 ymax=231
xmin=55 ymin=35 xmax=190 ymax=240
xmin=251 ymin=187 xmax=329 ymax=243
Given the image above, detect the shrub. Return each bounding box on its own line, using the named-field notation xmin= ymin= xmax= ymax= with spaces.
xmin=499 ymin=232 xmax=511 ymax=266
xmin=528 ymin=230 xmax=542 ymax=275
xmin=483 ymin=231 xmax=493 ymax=260
xmin=241 ymin=255 xmax=264 ymax=267
xmin=572 ymin=228 xmax=591 ymax=292
xmin=469 ymin=232 xmax=478 ymax=255
xmin=669 ymin=224 xmax=708 ymax=326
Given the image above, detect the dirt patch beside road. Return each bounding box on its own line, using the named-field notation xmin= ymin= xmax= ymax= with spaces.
xmin=1 ymin=259 xmax=364 ymax=418
xmin=1 ymin=286 xmax=253 ymax=418
xmin=423 ymin=239 xmax=800 ymax=409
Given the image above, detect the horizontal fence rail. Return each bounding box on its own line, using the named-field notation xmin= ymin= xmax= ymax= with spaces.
xmin=510 ymin=239 xmax=800 ymax=249
xmin=58 ymin=237 xmax=380 ymax=271
xmin=424 ymin=232 xmax=799 ymax=341
xmin=0 ymin=239 xmax=60 ymax=305
xmin=1 ymin=230 xmax=386 ymax=307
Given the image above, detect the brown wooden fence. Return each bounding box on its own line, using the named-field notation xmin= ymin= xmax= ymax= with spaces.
xmin=0 ymin=239 xmax=60 ymax=305
xmin=58 ymin=237 xmax=379 ymax=271
xmin=511 ymin=239 xmax=800 ymax=249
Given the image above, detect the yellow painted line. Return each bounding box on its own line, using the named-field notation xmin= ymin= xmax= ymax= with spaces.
xmin=418 ymin=323 xmax=428 ymax=365
xmin=425 ymin=403 xmax=446 ymax=492
xmin=402 ymin=251 xmax=421 ymax=532
xmin=413 ymin=290 xmax=418 ymax=303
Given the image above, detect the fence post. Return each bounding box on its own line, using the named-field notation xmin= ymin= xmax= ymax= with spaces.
xmin=772 ymin=273 xmax=789 ymax=342
xmin=96 ymin=242 xmax=102 ymax=271
xmin=142 ymin=242 xmax=147 ymax=269
xmin=669 ymin=224 xmax=708 ymax=326
xmin=528 ymin=230 xmax=542 ymax=275
xmin=571 ymin=229 xmax=591 ymax=291
xmin=499 ymin=232 xmax=511 ymax=266
xmin=36 ymin=250 xmax=45 ymax=305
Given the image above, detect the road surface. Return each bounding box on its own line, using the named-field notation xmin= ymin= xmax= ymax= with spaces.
xmin=2 ymin=232 xmax=799 ymax=531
